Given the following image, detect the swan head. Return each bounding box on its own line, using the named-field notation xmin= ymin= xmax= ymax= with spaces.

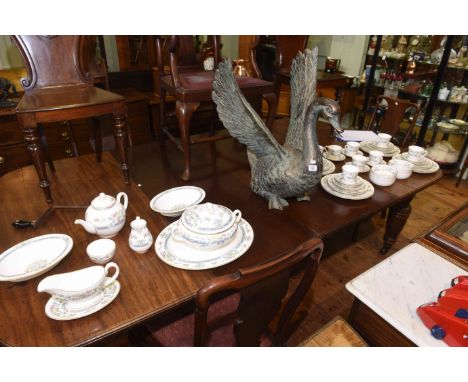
xmin=314 ymin=97 xmax=343 ymax=138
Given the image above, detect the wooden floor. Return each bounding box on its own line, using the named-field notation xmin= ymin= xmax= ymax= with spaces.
xmin=286 ymin=171 xmax=468 ymax=346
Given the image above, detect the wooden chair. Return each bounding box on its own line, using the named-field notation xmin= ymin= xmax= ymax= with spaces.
xmin=366 ymin=95 xmax=421 ymax=148
xmin=13 ymin=35 xmax=129 ymax=202
xmin=154 ymin=35 xmax=278 ymax=181
xmin=130 ymin=237 xmax=323 ymax=346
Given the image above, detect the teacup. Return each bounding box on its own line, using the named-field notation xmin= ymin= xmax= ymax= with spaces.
xmin=368 ymin=150 xmax=384 ymax=166
xmin=340 ymin=164 xmax=360 ymax=185
xmin=376 ymin=133 xmax=392 ymax=148
xmin=87 ymin=239 xmax=116 ymax=264
xmin=345 ymin=141 xmax=360 ymax=156
xmin=325 ymin=145 xmax=343 ymax=159
xmin=407 ymin=145 xmax=427 ymax=162
xmin=388 ymin=158 xmax=414 ymax=179
xmin=351 ymin=154 xmax=369 ymax=171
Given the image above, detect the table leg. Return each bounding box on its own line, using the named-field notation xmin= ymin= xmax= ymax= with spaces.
xmin=22 ymin=119 xmax=52 ymax=203
xmin=113 ymin=112 xmax=130 ymax=184
xmin=380 ymin=196 xmax=414 ymax=254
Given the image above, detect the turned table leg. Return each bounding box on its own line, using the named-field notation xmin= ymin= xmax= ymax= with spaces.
xmin=22 ymin=119 xmax=52 ymax=203
xmin=380 ymin=196 xmax=414 ymax=254
xmin=176 ymin=101 xmax=200 ymax=181
xmin=113 ymin=112 xmax=130 ymax=184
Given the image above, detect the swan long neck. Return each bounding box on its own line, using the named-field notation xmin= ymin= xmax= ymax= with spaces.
xmin=302 ymin=103 xmax=322 ymax=173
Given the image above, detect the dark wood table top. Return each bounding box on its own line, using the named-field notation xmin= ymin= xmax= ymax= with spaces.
xmin=0 ymin=122 xmax=442 ymax=346
xmin=277 ymin=69 xmax=354 ymax=89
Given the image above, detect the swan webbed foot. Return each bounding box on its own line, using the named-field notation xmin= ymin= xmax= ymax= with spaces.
xmin=268 ymin=196 xmax=289 ymax=210
xmin=296 ymin=194 xmax=311 ymax=202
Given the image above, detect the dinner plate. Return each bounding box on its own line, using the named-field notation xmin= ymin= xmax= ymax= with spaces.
xmin=321 ymin=174 xmax=374 ymax=200
xmin=322 ymin=158 xmax=336 ymax=176
xmin=360 ymin=141 xmax=400 ymax=157
xmin=392 ymin=153 xmax=440 ymax=174
xmin=0 ymin=234 xmax=73 ymax=282
xmin=45 ymin=278 xmax=120 ymax=321
xmin=150 ymin=186 xmax=206 ymax=217
xmin=155 ymin=219 xmax=254 ymax=270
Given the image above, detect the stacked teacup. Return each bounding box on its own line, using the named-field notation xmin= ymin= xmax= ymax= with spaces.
xmin=344 ymin=141 xmax=361 ymax=157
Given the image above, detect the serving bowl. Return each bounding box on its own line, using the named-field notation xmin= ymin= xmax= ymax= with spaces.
xmin=369 ymin=165 xmax=397 ymax=186
xmin=150 ymin=186 xmax=206 ymax=217
xmin=172 ymin=203 xmax=242 ymax=251
xmin=388 ymin=158 xmax=414 ymax=179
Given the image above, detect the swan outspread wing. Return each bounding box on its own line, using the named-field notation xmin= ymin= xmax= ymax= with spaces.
xmin=284 ymin=47 xmax=318 ymax=151
xmin=212 ymin=60 xmax=285 ymax=158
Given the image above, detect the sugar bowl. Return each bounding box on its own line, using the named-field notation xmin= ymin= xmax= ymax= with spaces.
xmin=172 ymin=203 xmax=242 ymax=251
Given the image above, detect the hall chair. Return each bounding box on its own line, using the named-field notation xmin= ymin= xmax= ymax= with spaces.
xmin=129 ymin=237 xmax=323 ymax=347
xmin=13 ymin=35 xmax=129 ymax=203
xmin=154 ymin=35 xmax=278 ymax=181
xmin=366 ymin=95 xmax=421 ymax=148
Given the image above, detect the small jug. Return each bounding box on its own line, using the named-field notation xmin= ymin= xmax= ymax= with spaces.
xmin=129 ymin=216 xmax=153 ymax=254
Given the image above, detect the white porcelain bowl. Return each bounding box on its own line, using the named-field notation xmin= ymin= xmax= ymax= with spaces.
xmin=150 ymin=186 xmax=206 ymax=217
xmin=369 ymin=165 xmax=397 ymax=186
xmin=388 ymin=159 xmax=414 ymax=179
xmin=86 ymin=239 xmax=116 ymax=264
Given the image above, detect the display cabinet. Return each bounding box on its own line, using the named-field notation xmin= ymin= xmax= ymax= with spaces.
xmin=360 ymin=35 xmax=468 ymax=174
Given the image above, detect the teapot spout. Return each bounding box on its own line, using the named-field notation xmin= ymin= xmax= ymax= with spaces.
xmin=74 ymin=219 xmax=97 ymax=235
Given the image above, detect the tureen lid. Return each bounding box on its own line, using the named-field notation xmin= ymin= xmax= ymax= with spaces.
xmin=91 ymin=193 xmax=115 ymax=210
xmin=181 ymin=203 xmax=238 ymax=234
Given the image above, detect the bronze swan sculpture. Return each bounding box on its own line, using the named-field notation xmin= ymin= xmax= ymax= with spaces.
xmin=212 ymin=48 xmax=343 ymax=210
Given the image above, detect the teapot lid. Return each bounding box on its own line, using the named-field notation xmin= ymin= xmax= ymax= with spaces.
xmin=91 ymin=193 xmax=115 ymax=210
xmin=181 ymin=203 xmax=236 ymax=234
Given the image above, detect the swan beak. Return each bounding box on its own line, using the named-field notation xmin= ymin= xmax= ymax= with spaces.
xmin=329 ymin=116 xmax=343 ymax=137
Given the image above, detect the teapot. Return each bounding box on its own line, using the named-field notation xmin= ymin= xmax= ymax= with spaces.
xmin=75 ymin=192 xmax=128 ymax=238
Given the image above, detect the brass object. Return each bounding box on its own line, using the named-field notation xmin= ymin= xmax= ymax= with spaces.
xmin=233 ymin=59 xmax=251 ymax=77
xmin=0 ymin=156 xmax=5 ymax=164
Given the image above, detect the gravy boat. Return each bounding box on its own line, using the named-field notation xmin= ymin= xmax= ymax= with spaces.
xmin=37 ymin=262 xmax=119 ymax=303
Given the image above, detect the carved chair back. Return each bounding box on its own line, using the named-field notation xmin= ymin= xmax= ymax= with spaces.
xmin=79 ymin=35 xmax=109 ymax=89
xmin=12 ymin=35 xmax=94 ymax=92
xmin=367 ymin=95 xmax=421 ymax=147
xmin=275 ymin=35 xmax=309 ymax=73
xmin=193 ymin=237 xmax=323 ymax=346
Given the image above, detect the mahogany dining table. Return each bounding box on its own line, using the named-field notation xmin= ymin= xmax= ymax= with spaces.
xmin=0 ymin=122 xmax=442 ymax=346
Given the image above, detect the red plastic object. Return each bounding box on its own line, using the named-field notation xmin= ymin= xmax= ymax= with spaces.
xmin=417 ymin=276 xmax=468 ymax=347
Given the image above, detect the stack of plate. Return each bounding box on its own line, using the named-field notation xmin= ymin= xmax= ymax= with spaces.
xmin=321 ymin=173 xmax=374 ymax=200
xmin=392 ymin=153 xmax=440 ymax=174
xmin=322 ymin=158 xmax=336 ymax=176
xmin=360 ymin=140 xmax=400 ymax=157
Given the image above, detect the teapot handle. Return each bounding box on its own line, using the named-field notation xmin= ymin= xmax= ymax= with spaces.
xmin=104 ymin=262 xmax=120 ymax=286
xmin=233 ymin=209 xmax=242 ymax=224
xmin=116 ymin=192 xmax=128 ymax=210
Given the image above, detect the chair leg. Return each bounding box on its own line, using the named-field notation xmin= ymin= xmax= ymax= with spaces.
xmin=37 ymin=123 xmax=55 ymax=173
xmin=113 ymin=111 xmax=130 ymax=184
xmin=176 ymin=101 xmax=200 ymax=181
xmin=20 ymin=118 xmax=52 ymax=202
xmin=263 ymin=92 xmax=278 ymax=129
xmin=92 ymin=117 xmax=102 ymax=162
xmin=64 ymin=121 xmax=79 ymax=157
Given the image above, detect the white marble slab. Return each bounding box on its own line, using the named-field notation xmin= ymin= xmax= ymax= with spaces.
xmin=346 ymin=243 xmax=466 ymax=346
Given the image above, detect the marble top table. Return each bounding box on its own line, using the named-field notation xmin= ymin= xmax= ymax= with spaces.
xmin=346 ymin=243 xmax=466 ymax=346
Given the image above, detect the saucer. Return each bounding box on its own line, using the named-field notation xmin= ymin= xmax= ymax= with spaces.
xmin=45 ymin=278 xmax=120 ymax=321
xmin=369 ymin=159 xmax=387 ymax=167
xmin=360 ymin=141 xmax=400 ymax=157
xmin=392 ymin=153 xmax=440 ymax=174
xmin=322 ymin=158 xmax=336 ymax=176
xmin=155 ymin=219 xmax=254 ymax=270
xmin=350 ymin=163 xmax=370 ymax=173
xmin=323 ymin=152 xmax=346 ymax=162
xmin=344 ymin=150 xmax=363 ymax=157
xmin=321 ymin=174 xmax=374 ymax=200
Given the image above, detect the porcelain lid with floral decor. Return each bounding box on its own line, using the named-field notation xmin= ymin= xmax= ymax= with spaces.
xmin=181 ymin=203 xmax=239 ymax=235
xmin=91 ymin=193 xmax=117 ymax=210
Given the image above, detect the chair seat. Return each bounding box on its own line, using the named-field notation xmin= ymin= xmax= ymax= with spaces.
xmin=161 ymin=72 xmax=274 ymax=101
xmin=16 ymin=85 xmax=124 ymax=114
xmin=141 ymin=293 xmax=272 ymax=347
